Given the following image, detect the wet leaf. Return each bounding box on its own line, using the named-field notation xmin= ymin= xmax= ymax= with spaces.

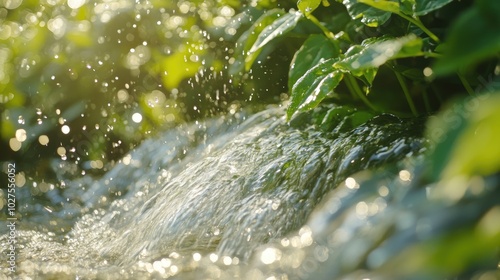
xmin=413 ymin=0 xmax=454 ymax=16
xmin=357 ymin=0 xmax=453 ymax=17
xmin=230 ymin=9 xmax=284 ymax=76
xmin=338 ymin=44 xmax=377 ymax=86
xmin=288 ymin=34 xmax=340 ymax=91
xmin=433 ymin=0 xmax=500 ymax=75
xmin=287 ymin=58 xmax=343 ymax=120
xmin=334 ymin=35 xmax=423 ymax=73
xmin=245 ymin=10 xmax=302 ymax=71
xmin=357 ymin=0 xmax=400 ymax=14
xmin=297 ymin=0 xmax=322 ymax=16
xmin=342 ymin=0 xmax=393 ymax=27
xmin=288 ymin=35 xmax=423 ymax=119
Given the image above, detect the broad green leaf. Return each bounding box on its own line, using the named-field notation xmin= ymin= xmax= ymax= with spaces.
xmin=341 ymin=44 xmax=377 ymax=86
xmin=358 ymin=0 xmax=453 ymax=17
xmin=298 ymin=0 xmax=321 ymax=16
xmin=229 ymin=9 xmax=284 ymax=76
xmin=246 ymin=11 xmax=302 ymax=71
xmin=433 ymin=0 xmax=500 ymax=75
xmin=413 ymin=0 xmax=453 ymax=16
xmin=288 ymin=34 xmax=340 ymax=91
xmin=287 ymin=58 xmax=343 ymax=120
xmin=398 ymin=0 xmax=415 ymax=15
xmin=357 ymin=0 xmax=400 ymax=14
xmin=334 ymin=35 xmax=423 ymax=73
xmin=360 ymin=68 xmax=378 ymax=87
xmin=342 ymin=0 xmax=394 ymax=27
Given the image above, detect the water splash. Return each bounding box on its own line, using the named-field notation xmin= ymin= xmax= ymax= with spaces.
xmin=1 ymin=106 xmax=427 ymax=278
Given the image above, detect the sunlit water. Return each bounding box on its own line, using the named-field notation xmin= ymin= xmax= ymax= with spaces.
xmin=1 ymin=105 xmax=437 ymax=279
xmin=3 ymin=104 xmax=500 ymax=279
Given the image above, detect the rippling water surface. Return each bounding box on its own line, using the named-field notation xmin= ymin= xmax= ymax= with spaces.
xmin=1 ymin=106 xmax=430 ymax=278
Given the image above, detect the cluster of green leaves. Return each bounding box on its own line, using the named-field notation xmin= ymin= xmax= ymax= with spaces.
xmin=231 ymin=0 xmax=500 ymax=120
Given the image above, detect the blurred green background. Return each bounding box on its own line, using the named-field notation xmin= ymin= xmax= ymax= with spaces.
xmin=0 ymin=0 xmax=298 ymax=180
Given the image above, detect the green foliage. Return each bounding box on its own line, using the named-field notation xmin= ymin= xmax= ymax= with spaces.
xmin=0 ymin=0 xmax=251 ymax=176
xmin=289 ymin=34 xmax=340 ymax=90
xmin=233 ymin=0 xmax=500 ymax=120
xmin=287 ymin=35 xmax=340 ymax=116
xmin=433 ymin=0 xmax=500 ymax=75
xmin=297 ymin=0 xmax=322 ymax=16
xmin=335 ymin=35 xmax=424 ymax=70
xmin=288 ymin=57 xmax=343 ymax=116
xmin=287 ymin=35 xmax=424 ymax=119
xmin=242 ymin=9 xmax=302 ymax=71
xmin=2 ymin=0 xmax=500 ymax=181
xmin=342 ymin=0 xmax=393 ymax=27
xmin=410 ymin=0 xmax=454 ymax=16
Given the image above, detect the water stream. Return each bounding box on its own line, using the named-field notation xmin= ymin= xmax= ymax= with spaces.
xmin=1 ymin=105 xmax=429 ymax=279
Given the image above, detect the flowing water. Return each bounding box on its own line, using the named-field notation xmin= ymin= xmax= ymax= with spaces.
xmin=1 ymin=105 xmax=431 ymax=279
xmin=3 ymin=103 xmax=500 ymax=280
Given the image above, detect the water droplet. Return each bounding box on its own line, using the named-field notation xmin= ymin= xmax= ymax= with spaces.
xmin=345 ymin=177 xmax=359 ymax=189
xmin=132 ymin=112 xmax=142 ymax=123
xmin=399 ymin=170 xmax=411 ymax=181
xmin=38 ymin=135 xmax=49 ymax=145
xmin=192 ymin=253 xmax=201 ymax=262
xmin=15 ymin=129 xmax=27 ymax=142
xmin=260 ymin=247 xmax=281 ymax=264
xmin=61 ymin=125 xmax=70 ymax=134
xmin=67 ymin=0 xmax=86 ymax=9
xmin=9 ymin=138 xmax=21 ymax=151
xmin=209 ymin=253 xmax=218 ymax=263
xmin=57 ymin=147 xmax=66 ymax=156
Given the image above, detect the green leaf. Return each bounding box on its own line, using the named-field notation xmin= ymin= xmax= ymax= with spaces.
xmin=334 ymin=35 xmax=423 ymax=73
xmin=289 ymin=34 xmax=340 ymax=91
xmin=342 ymin=0 xmax=393 ymax=27
xmin=433 ymin=0 xmax=500 ymax=75
xmin=298 ymin=0 xmax=322 ymax=16
xmin=287 ymin=58 xmax=343 ymax=120
xmin=229 ymin=9 xmax=285 ymax=76
xmin=358 ymin=0 xmax=453 ymax=17
xmin=413 ymin=0 xmax=453 ymax=16
xmin=245 ymin=10 xmax=302 ymax=71
xmin=398 ymin=0 xmax=415 ymax=15
xmin=340 ymin=44 xmax=377 ymax=86
xmin=357 ymin=0 xmax=400 ymax=13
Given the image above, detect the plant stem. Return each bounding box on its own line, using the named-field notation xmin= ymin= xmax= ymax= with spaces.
xmin=346 ymin=75 xmax=378 ymax=112
xmin=307 ymin=14 xmax=338 ymax=45
xmin=394 ymin=70 xmax=418 ymax=116
xmin=397 ymin=13 xmax=440 ymax=43
xmin=430 ymin=83 xmax=444 ymax=105
xmin=344 ymin=77 xmax=358 ymax=100
xmin=457 ymin=72 xmax=475 ymax=95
